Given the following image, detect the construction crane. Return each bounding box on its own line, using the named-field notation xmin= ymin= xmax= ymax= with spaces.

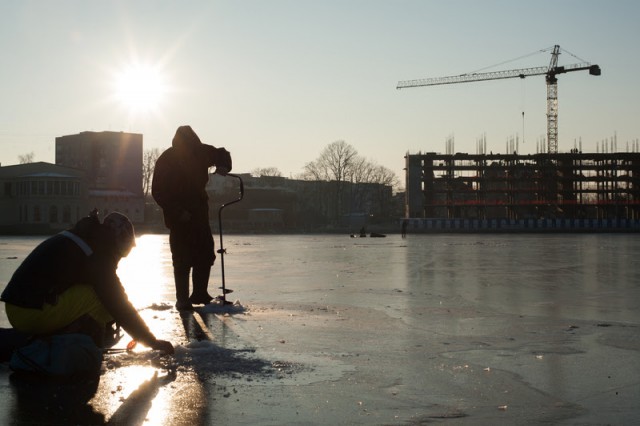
xmin=397 ymin=45 xmax=601 ymax=154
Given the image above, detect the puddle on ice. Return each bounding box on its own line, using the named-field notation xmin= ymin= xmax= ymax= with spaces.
xmin=104 ymin=339 xmax=351 ymax=387
xmin=105 ymin=301 xmax=353 ymax=387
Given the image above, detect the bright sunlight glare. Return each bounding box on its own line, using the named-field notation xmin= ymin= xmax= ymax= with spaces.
xmin=113 ymin=63 xmax=168 ymax=114
xmin=117 ymin=235 xmax=174 ymax=307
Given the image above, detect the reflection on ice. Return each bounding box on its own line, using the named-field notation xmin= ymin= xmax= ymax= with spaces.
xmin=104 ymin=369 xmax=177 ymax=426
xmin=9 ymin=373 xmax=104 ymax=424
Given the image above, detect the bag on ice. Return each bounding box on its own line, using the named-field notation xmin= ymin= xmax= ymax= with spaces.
xmin=9 ymin=333 xmax=103 ymax=378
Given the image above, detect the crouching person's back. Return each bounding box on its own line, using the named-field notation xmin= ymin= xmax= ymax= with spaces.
xmin=1 ymin=210 xmax=173 ymax=379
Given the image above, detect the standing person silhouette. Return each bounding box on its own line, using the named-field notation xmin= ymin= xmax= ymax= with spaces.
xmin=152 ymin=126 xmax=232 ymax=311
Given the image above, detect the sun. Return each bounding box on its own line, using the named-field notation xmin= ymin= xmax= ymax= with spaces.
xmin=113 ymin=63 xmax=168 ymax=114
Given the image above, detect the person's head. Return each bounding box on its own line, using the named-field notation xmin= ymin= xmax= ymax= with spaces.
xmin=103 ymin=212 xmax=136 ymax=257
xmin=172 ymin=125 xmax=202 ymax=155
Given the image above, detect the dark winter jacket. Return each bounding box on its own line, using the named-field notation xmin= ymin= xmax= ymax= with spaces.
xmin=0 ymin=215 xmax=158 ymax=347
xmin=152 ymin=125 xmax=231 ymax=229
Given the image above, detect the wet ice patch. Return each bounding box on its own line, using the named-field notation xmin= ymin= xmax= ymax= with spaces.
xmin=104 ymin=339 xmax=295 ymax=382
xmin=143 ymin=302 xmax=173 ymax=311
xmin=104 ymin=339 xmax=351 ymax=387
xmin=197 ymin=300 xmax=247 ymax=315
xmin=171 ymin=340 xmax=273 ymax=379
xmin=172 ymin=340 xmax=349 ymax=386
xmin=109 ymin=301 xmax=352 ymax=387
xmin=140 ymin=300 xmax=247 ymax=315
xmin=104 ymin=348 xmax=172 ymax=372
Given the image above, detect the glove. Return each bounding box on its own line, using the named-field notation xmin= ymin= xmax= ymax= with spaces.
xmin=215 ymin=148 xmax=232 ymax=175
xmin=151 ymin=339 xmax=175 ymax=355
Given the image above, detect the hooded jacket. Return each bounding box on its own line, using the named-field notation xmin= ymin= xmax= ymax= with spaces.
xmin=152 ymin=125 xmax=231 ymax=229
xmin=1 ymin=214 xmax=158 ymax=347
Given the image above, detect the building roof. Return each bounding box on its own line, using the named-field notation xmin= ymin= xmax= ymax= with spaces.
xmin=0 ymin=162 xmax=84 ymax=179
xmin=18 ymin=172 xmax=78 ymax=178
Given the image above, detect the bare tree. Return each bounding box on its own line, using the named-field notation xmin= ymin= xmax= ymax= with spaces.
xmin=302 ymin=141 xmax=400 ymax=222
xmin=350 ymin=156 xmax=374 ymax=184
xmin=370 ymin=164 xmax=399 ymax=188
xmin=18 ymin=152 xmax=35 ymax=164
xmin=303 ymin=140 xmax=359 ymax=221
xmin=252 ymin=167 xmax=282 ymax=177
xmin=369 ymin=164 xmax=400 ymax=217
xmin=306 ymin=140 xmax=358 ymax=182
xmin=142 ymin=148 xmax=161 ymax=197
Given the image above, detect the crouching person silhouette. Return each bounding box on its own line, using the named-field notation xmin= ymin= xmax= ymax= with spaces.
xmin=1 ymin=210 xmax=174 ymax=377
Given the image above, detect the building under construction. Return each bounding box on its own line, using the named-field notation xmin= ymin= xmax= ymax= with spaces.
xmin=405 ymin=151 xmax=640 ymax=231
xmin=397 ymin=46 xmax=640 ymax=231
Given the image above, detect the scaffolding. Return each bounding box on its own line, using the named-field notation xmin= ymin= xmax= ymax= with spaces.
xmin=405 ymin=152 xmax=640 ymax=220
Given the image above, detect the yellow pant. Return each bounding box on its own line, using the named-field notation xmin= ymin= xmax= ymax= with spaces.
xmin=5 ymin=285 xmax=113 ymax=335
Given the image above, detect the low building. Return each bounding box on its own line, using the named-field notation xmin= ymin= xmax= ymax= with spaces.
xmin=206 ymin=173 xmax=397 ymax=231
xmin=0 ymin=162 xmax=88 ymax=234
xmin=89 ymin=189 xmax=144 ymax=224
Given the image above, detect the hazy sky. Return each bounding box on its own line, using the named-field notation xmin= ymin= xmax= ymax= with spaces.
xmin=1 ymin=1 xmax=638 ymax=182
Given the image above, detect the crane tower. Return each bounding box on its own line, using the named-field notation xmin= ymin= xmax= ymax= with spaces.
xmin=397 ymin=45 xmax=601 ymax=154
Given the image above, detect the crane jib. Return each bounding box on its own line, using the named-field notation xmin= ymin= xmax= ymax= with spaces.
xmin=396 ymin=63 xmax=596 ymax=89
xmin=396 ymin=45 xmax=601 ymax=154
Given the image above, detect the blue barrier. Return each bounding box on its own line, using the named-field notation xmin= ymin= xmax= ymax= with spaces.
xmin=405 ymin=218 xmax=640 ymax=232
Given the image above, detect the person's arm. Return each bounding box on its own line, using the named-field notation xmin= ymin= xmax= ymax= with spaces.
xmin=202 ymin=144 xmax=232 ymax=175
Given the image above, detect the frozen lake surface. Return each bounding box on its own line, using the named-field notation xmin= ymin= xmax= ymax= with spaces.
xmin=1 ymin=233 xmax=639 ymax=424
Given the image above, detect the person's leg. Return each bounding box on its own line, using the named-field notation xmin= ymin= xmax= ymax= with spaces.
xmin=189 ymin=220 xmax=215 ymax=305
xmin=190 ymin=265 xmax=213 ymax=305
xmin=5 ymin=285 xmax=113 ymax=344
xmin=173 ymin=264 xmax=193 ymax=310
xmin=170 ymin=225 xmax=195 ymax=310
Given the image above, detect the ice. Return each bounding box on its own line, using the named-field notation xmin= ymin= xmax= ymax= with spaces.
xmin=1 ymin=233 xmax=639 ymax=424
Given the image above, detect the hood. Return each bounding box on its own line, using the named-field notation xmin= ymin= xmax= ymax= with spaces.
xmin=172 ymin=125 xmax=202 ymax=153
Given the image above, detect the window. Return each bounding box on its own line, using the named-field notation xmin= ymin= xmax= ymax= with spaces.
xmin=4 ymin=182 xmax=11 ymax=197
xmin=49 ymin=205 xmax=58 ymax=223
xmin=63 ymin=205 xmax=71 ymax=223
xmin=33 ymin=206 xmax=41 ymax=222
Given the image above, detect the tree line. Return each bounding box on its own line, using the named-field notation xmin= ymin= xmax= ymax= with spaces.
xmin=144 ymin=140 xmax=399 ymax=195
xmin=19 ymin=139 xmax=400 ymax=200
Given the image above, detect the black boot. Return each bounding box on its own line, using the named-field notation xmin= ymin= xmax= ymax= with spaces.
xmin=189 ymin=266 xmax=213 ymax=305
xmin=174 ymin=265 xmax=194 ymax=311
